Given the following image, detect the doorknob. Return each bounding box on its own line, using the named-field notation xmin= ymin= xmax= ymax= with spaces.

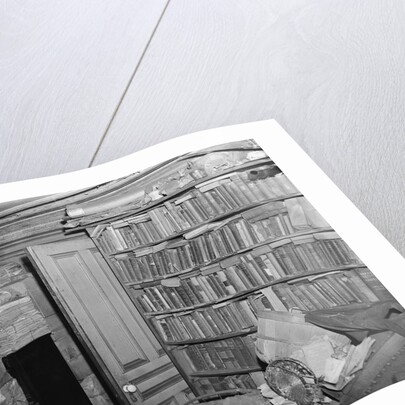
xmin=123 ymin=384 xmax=137 ymax=393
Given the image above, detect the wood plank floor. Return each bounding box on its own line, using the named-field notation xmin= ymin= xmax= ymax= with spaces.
xmin=0 ymin=0 xmax=168 ymax=181
xmin=2 ymin=0 xmax=405 ymax=256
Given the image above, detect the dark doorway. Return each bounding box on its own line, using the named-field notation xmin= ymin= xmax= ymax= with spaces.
xmin=2 ymin=334 xmax=91 ymax=405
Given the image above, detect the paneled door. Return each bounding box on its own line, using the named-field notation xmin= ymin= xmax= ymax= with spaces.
xmin=27 ymin=236 xmax=189 ymax=405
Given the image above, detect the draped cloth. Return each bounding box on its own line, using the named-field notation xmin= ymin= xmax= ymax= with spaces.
xmin=305 ymin=301 xmax=405 ymax=342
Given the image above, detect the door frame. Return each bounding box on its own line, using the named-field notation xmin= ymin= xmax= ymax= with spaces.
xmin=27 ymin=233 xmax=130 ymax=405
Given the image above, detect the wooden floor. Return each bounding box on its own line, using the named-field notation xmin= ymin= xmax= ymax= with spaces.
xmin=2 ymin=0 xmax=405 ymax=257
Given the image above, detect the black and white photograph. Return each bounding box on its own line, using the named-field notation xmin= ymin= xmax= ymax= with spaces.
xmin=1 ymin=137 xmax=404 ymax=405
xmin=2 ymin=2 xmax=405 ymax=404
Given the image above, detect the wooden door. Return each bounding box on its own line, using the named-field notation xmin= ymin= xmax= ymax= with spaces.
xmin=27 ymin=236 xmax=189 ymax=405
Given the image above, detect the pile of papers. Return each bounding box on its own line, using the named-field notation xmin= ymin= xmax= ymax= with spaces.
xmin=256 ymin=310 xmax=376 ymax=392
xmin=290 ymin=335 xmax=375 ymax=390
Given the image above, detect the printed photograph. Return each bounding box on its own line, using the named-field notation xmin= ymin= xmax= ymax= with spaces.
xmin=0 ymin=139 xmax=404 ymax=405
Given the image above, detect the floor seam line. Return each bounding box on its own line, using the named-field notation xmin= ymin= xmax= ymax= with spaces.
xmin=88 ymin=0 xmax=172 ymax=168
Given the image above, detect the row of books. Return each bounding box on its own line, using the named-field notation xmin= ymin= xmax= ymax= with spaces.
xmin=111 ymin=231 xmax=360 ymax=284
xmin=95 ymin=170 xmax=300 ymax=254
xmin=192 ymin=374 xmax=261 ymax=396
xmin=151 ymin=298 xmax=259 ymax=342
xmin=266 ymin=232 xmax=362 ymax=276
xmin=109 ymin=209 xmax=294 ymax=279
xmin=105 ymin=204 xmax=297 ymax=259
xmin=66 ymin=146 xmax=266 ymax=227
xmin=131 ymin=256 xmax=280 ymax=313
xmin=261 ymin=267 xmax=394 ymax=312
xmin=177 ymin=336 xmax=258 ymax=372
xmin=129 ymin=241 xmax=362 ymax=313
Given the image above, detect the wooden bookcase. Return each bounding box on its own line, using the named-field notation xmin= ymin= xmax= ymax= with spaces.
xmin=81 ymin=140 xmax=395 ymax=398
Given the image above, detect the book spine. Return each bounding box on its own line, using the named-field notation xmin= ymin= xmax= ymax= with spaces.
xmin=216 ymin=271 xmax=237 ymax=295
xmin=317 ymin=279 xmax=347 ymax=306
xmin=242 ymin=172 xmax=267 ymax=201
xmin=270 ymin=284 xmax=296 ymax=310
xmin=295 ymin=284 xmax=323 ymax=310
xmin=326 ymin=274 xmax=360 ymax=304
xmin=355 ymin=268 xmax=394 ymax=301
xmin=227 ymin=178 xmax=251 ymax=206
xmin=222 ymin=179 xmax=247 ymax=207
xmin=216 ymin=184 xmax=240 ymax=210
xmin=208 ymin=233 xmax=222 ymax=258
xmin=222 ymin=225 xmax=240 ymax=251
xmin=239 ymin=256 xmax=265 ymax=285
xmin=304 ymin=284 xmax=330 ymax=309
xmin=232 ymin=174 xmax=258 ymax=203
xmin=202 ymin=311 xmax=223 ymax=336
xmin=224 ymin=266 xmax=247 ymax=292
xmin=252 ymin=255 xmax=274 ymax=282
xmin=148 ymin=209 xmax=170 ymax=239
xmin=312 ymin=281 xmax=341 ymax=307
xmin=173 ymin=286 xmax=193 ymax=307
xmin=198 ymin=276 xmax=219 ymax=300
xmin=216 ymin=229 xmax=232 ymax=255
xmin=289 ymin=284 xmax=317 ymax=310
xmin=164 ymin=201 xmax=190 ymax=230
xmin=234 ymin=265 xmax=254 ymax=289
xmin=345 ymin=270 xmax=381 ymax=302
xmin=182 ymin=199 xmax=205 ymax=224
xmin=184 ymin=279 xmax=204 ymax=304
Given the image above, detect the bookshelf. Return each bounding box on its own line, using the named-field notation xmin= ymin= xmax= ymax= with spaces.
xmin=85 ymin=141 xmax=396 ymax=398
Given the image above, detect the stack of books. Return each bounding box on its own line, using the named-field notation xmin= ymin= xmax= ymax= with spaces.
xmin=0 ymin=297 xmax=50 ymax=356
xmin=0 ymin=262 xmax=26 ymax=288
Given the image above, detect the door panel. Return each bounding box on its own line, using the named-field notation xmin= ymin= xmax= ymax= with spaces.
xmin=27 ymin=236 xmax=188 ymax=404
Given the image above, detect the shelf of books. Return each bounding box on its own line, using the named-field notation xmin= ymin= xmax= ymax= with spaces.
xmin=86 ymin=144 xmax=396 ymax=398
